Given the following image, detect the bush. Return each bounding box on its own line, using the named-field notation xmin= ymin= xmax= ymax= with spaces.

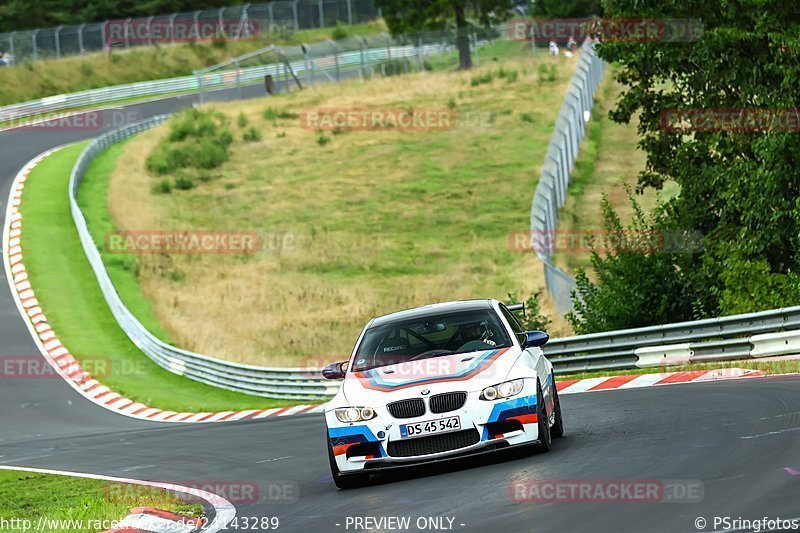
xmin=520 ymin=112 xmax=535 ymax=123
xmin=151 ymin=178 xmax=172 ymax=195
xmin=146 ymin=108 xmax=233 ymax=176
xmin=331 ymin=24 xmax=348 ymax=41
xmin=566 ymin=191 xmax=693 ymax=334
xmin=174 ymin=175 xmax=195 ymax=190
xmin=243 ymin=126 xmax=262 ymax=142
xmin=263 ymin=107 xmax=299 ymax=120
xmin=537 ymin=64 xmax=558 ymax=84
xmin=317 ymin=134 xmax=331 ymax=146
xmin=237 ymin=112 xmax=249 ymax=128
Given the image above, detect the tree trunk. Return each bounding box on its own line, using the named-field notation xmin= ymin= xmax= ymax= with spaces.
xmin=453 ymin=3 xmax=472 ymax=70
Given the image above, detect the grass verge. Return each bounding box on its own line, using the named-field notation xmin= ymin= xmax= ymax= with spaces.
xmin=0 ymin=468 xmax=202 ymax=533
xmin=19 ymin=143 xmax=314 ymax=411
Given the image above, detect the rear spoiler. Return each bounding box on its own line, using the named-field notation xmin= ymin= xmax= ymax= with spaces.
xmin=507 ymin=302 xmax=525 ymax=314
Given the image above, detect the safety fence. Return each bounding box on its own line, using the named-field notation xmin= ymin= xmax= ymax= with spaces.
xmin=529 ymin=39 xmax=606 ymax=313
xmin=0 ymin=0 xmax=378 ymax=63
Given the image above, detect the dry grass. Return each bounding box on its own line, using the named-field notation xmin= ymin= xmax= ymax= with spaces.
xmin=109 ymin=49 xmax=582 ymax=365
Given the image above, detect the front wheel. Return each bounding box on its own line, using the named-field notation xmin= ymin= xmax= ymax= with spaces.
xmin=327 ymin=438 xmax=369 ymax=489
xmin=535 ymin=381 xmax=552 ymax=452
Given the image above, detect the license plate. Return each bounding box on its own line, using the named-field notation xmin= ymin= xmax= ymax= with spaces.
xmin=400 ymin=416 xmax=461 ymax=439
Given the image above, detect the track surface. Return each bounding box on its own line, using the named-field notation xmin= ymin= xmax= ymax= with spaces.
xmin=1 ymin=86 xmax=799 ymax=533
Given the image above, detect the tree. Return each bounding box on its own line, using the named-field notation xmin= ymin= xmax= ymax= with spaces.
xmin=372 ymin=0 xmax=515 ymax=69
xmin=574 ymin=0 xmax=800 ymax=326
xmin=532 ymin=0 xmax=602 ymax=18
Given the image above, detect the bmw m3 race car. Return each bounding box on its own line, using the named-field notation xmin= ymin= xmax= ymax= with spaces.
xmin=322 ymin=299 xmax=563 ymax=488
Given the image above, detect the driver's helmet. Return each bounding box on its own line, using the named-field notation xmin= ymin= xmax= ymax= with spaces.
xmin=461 ymin=320 xmax=490 ymax=341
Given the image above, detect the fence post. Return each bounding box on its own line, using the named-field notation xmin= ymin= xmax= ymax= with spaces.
xmin=234 ymin=59 xmax=243 ymax=99
xmin=346 ymin=0 xmax=353 ymax=25
xmin=356 ymin=36 xmax=366 ymax=80
xmin=124 ymin=18 xmax=131 ymax=49
xmin=238 ymin=4 xmax=251 ymax=40
xmin=8 ymin=32 xmax=14 ymax=57
xmin=472 ymin=31 xmax=479 ymax=67
xmin=267 ymin=3 xmax=274 ymax=34
xmin=32 ymin=29 xmax=39 ymax=62
xmin=328 ymin=39 xmax=340 ymax=82
xmin=54 ymin=26 xmax=63 ymax=58
xmin=145 ymin=16 xmax=154 ymax=46
xmin=382 ymin=32 xmax=391 ymax=60
xmin=293 ymin=0 xmax=300 ymax=31
xmin=193 ymin=11 xmax=201 ymax=42
xmin=77 ymin=24 xmax=85 ymax=53
xmin=318 ymin=0 xmax=324 ymax=28
xmin=218 ymin=7 xmax=225 ymax=36
xmin=302 ymin=43 xmax=313 ymax=87
xmin=169 ymin=14 xmax=177 ymax=43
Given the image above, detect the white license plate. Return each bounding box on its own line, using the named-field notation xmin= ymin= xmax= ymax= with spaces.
xmin=400 ymin=416 xmax=461 ymax=439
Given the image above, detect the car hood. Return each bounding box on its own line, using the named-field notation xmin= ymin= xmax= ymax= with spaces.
xmin=340 ymin=346 xmax=521 ymax=405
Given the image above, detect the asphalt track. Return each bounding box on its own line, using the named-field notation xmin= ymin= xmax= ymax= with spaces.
xmin=1 ymin=85 xmax=799 ymax=533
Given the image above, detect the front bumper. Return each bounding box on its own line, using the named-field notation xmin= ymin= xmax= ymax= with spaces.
xmin=326 ymin=384 xmax=541 ymax=474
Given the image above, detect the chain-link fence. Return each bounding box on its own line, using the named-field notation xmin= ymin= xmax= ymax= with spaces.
xmin=0 ymin=0 xmax=379 ymax=63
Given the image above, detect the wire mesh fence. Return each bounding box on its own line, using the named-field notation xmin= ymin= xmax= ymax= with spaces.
xmin=0 ymin=0 xmax=379 ymax=63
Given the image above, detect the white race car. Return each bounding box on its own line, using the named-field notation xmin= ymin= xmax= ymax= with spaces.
xmin=322 ymin=299 xmax=563 ymax=488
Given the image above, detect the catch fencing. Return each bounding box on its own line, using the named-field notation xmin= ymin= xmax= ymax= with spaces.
xmin=0 ymin=0 xmax=378 ymax=63
xmin=529 ymin=39 xmax=606 ymax=313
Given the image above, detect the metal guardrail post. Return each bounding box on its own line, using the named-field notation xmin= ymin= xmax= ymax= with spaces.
xmin=77 ymin=24 xmax=85 ymax=54
xmin=54 ymin=26 xmax=63 ymax=58
xmin=327 ymin=39 xmax=340 ymax=81
xmin=382 ymin=32 xmax=391 ymax=60
xmin=31 ymin=30 xmax=39 ymax=62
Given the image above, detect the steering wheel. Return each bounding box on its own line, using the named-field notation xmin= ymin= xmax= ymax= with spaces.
xmin=408 ymin=349 xmax=454 ymax=360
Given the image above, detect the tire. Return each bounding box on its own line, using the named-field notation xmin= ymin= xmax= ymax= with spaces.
xmin=327 ymin=438 xmax=369 ymax=489
xmin=535 ymin=381 xmax=552 ymax=452
xmin=551 ymin=372 xmax=564 ymax=439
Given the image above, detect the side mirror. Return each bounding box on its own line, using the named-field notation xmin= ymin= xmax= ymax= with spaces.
xmin=522 ymin=331 xmax=549 ymax=348
xmin=322 ymin=361 xmax=347 ymax=379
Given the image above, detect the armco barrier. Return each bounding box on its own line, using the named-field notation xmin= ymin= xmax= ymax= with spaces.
xmin=529 ymin=39 xmax=606 ymax=314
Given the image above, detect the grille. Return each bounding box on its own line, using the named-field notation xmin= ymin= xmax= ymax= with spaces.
xmin=387 ymin=398 xmax=425 ymax=419
xmin=429 ymin=392 xmax=467 ymax=413
xmin=387 ymin=429 xmax=480 ymax=457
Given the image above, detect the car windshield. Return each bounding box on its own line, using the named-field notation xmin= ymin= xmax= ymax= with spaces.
xmin=351 ymin=308 xmax=512 ymax=372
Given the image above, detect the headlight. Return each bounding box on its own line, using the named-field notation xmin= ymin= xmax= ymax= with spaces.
xmin=335 ymin=406 xmax=377 ymax=423
xmin=480 ymin=379 xmax=524 ymax=401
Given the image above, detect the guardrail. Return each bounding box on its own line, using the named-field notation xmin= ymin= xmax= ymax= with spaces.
xmin=529 ymin=39 xmax=606 ymax=313
xmin=0 ymin=39 xmax=454 ymax=125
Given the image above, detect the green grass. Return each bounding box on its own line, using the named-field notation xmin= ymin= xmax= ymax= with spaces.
xmin=19 ymin=143 xmax=315 ymax=411
xmin=0 ymin=468 xmax=202 ymax=533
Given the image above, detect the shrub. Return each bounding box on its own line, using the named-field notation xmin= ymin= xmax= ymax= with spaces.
xmin=317 ymin=134 xmax=331 ymax=146
xmin=263 ymin=107 xmax=299 ymax=120
xmin=243 ymin=126 xmax=262 ymax=142
xmin=151 ymin=178 xmax=172 ymax=194
xmin=277 ymin=131 xmax=287 ymax=138
xmin=174 ymin=175 xmax=195 ymax=190
xmin=331 ymin=24 xmax=348 ymax=41
xmin=447 ymin=98 xmax=457 ymax=109
xmin=520 ymin=112 xmax=535 ymax=123
xmin=237 ymin=112 xmax=249 ymax=128
xmin=537 ymin=64 xmax=558 ymax=84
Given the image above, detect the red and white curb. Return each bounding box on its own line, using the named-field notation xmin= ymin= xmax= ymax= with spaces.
xmin=1 ymin=150 xmax=772 ymax=425
xmin=104 ymin=507 xmax=201 ymax=533
xmin=556 ymin=367 xmax=765 ymax=394
xmin=2 ymin=147 xmax=324 ymax=423
xmin=0 ymin=465 xmax=235 ymax=533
